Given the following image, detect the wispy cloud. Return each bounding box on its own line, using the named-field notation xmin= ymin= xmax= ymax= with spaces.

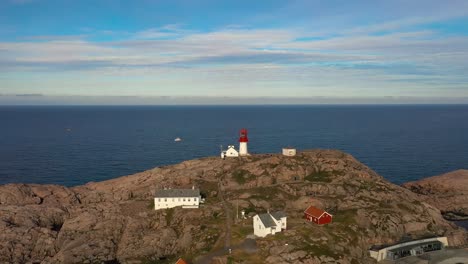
xmin=1 ymin=1 xmax=468 ymax=101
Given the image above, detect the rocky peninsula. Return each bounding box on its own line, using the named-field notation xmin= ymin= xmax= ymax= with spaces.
xmin=1 ymin=150 xmax=467 ymax=263
xmin=403 ymin=169 xmax=468 ymax=221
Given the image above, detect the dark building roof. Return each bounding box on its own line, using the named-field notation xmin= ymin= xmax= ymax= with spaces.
xmin=271 ymin=211 xmax=287 ymax=221
xmin=155 ymin=188 xmax=200 ymax=198
xmin=258 ymin=213 xmax=276 ymax=228
xmin=258 ymin=211 xmax=287 ymax=228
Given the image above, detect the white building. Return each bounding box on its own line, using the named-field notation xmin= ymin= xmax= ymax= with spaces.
xmin=282 ymin=148 xmax=296 ymax=156
xmin=253 ymin=211 xmax=287 ymax=238
xmin=154 ymin=187 xmax=201 ymax=210
xmin=369 ymin=236 xmax=448 ymax=262
xmin=221 ymin=145 xmax=239 ymax=158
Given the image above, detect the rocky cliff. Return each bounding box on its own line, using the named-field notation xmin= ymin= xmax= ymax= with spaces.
xmin=0 ymin=150 xmax=466 ymax=263
xmin=403 ymin=169 xmax=468 ymax=221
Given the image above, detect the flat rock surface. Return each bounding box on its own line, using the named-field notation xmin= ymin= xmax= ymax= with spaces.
xmin=403 ymin=170 xmax=468 ymax=220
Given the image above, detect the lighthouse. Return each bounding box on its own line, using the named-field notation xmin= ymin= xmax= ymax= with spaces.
xmin=239 ymin=128 xmax=249 ymax=156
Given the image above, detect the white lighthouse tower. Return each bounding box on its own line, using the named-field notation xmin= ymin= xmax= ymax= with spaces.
xmin=239 ymin=128 xmax=249 ymax=156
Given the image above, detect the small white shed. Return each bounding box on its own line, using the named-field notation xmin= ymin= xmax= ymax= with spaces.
xmin=221 ymin=145 xmax=239 ymax=158
xmin=282 ymin=148 xmax=296 ymax=157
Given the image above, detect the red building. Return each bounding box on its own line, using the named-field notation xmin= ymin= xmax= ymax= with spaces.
xmin=304 ymin=205 xmax=333 ymax=225
xmin=175 ymin=258 xmax=188 ymax=264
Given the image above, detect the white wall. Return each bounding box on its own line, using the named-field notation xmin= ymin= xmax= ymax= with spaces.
xmin=239 ymin=142 xmax=248 ymax=156
xmin=282 ymin=148 xmax=296 ymax=156
xmin=280 ymin=217 xmax=287 ymax=230
xmin=225 ymin=147 xmax=239 ymax=157
xmin=253 ymin=215 xmax=272 ymax=238
xmin=154 ymin=196 xmax=201 ymax=210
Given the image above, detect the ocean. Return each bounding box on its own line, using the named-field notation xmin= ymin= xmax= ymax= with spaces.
xmin=0 ymin=105 xmax=467 ymax=186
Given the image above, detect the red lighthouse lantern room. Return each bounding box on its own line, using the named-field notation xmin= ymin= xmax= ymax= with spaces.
xmin=239 ymin=128 xmax=249 ymax=142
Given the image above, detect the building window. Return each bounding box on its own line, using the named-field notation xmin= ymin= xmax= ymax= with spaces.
xmin=194 ymin=198 xmax=197 ymax=201
xmin=188 ymin=198 xmax=191 ymax=201
xmin=158 ymin=198 xmax=161 ymax=202
xmin=183 ymin=198 xmax=186 ymax=202
xmin=172 ymin=198 xmax=175 ymax=202
xmin=178 ymin=198 xmax=181 ymax=201
xmin=164 ymin=198 xmax=167 ymax=202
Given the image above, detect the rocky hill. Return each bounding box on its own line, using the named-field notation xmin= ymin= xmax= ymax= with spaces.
xmin=403 ymin=169 xmax=468 ymax=221
xmin=0 ymin=150 xmax=467 ymax=263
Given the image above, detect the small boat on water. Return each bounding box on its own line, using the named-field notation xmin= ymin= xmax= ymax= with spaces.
xmin=174 ymin=137 xmax=182 ymax=142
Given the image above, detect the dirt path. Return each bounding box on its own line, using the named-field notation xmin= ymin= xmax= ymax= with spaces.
xmin=193 ymin=182 xmax=234 ymax=264
xmin=223 ymin=199 xmax=232 ymax=249
xmin=216 ymin=181 xmax=232 ymax=249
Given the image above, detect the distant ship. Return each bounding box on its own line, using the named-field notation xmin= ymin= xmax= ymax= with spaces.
xmin=174 ymin=137 xmax=182 ymax=142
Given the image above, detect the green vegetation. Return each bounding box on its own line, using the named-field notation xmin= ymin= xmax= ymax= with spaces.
xmin=147 ymin=199 xmax=155 ymax=210
xmin=261 ymin=231 xmax=287 ymax=242
xmin=397 ymin=203 xmax=413 ymax=212
xmin=212 ymin=211 xmax=220 ymax=219
xmin=305 ymin=170 xmax=332 ymax=182
xmin=249 ymin=186 xmax=274 ymax=200
xmin=232 ymin=225 xmax=253 ymax=239
xmin=140 ymin=255 xmax=176 ymax=264
xmin=165 ymin=208 xmax=174 ymax=225
xmin=359 ymin=180 xmax=376 ymax=191
xmin=300 ymin=243 xmax=340 ymax=258
xmin=232 ymin=169 xmax=256 ymax=184
xmin=229 ymin=251 xmax=264 ymax=263
xmin=332 ymin=209 xmax=357 ymax=224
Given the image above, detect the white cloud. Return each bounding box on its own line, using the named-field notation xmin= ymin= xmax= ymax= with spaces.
xmin=1 ymin=12 xmax=468 ymax=99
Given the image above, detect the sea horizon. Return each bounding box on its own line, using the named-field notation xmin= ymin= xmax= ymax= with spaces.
xmin=1 ymin=104 xmax=467 ymax=187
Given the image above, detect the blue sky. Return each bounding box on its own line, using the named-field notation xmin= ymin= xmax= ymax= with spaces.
xmin=1 ymin=0 xmax=468 ymax=104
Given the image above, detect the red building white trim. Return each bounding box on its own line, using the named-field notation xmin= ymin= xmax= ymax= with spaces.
xmin=304 ymin=205 xmax=333 ymax=225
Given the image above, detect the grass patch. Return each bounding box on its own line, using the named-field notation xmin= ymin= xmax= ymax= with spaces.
xmin=249 ymin=186 xmax=278 ymax=200
xmin=261 ymin=231 xmax=287 ymax=241
xmin=359 ymin=180 xmax=376 ymax=191
xmin=332 ymin=209 xmax=357 ymax=225
xmin=232 ymin=169 xmax=256 ymax=185
xmin=397 ymin=203 xmax=413 ymax=212
xmin=300 ymin=243 xmax=339 ymax=258
xmin=141 ymin=255 xmax=176 ymax=264
xmin=304 ymin=169 xmax=339 ymax=182
xmin=232 ymin=225 xmax=253 ymax=239
xmin=230 ymin=250 xmax=264 ymax=263
xmin=299 ymin=234 xmax=340 ymax=258
xmin=147 ymin=199 xmax=155 ymax=210
xmin=212 ymin=211 xmax=220 ymax=219
xmin=165 ymin=208 xmax=174 ymax=225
